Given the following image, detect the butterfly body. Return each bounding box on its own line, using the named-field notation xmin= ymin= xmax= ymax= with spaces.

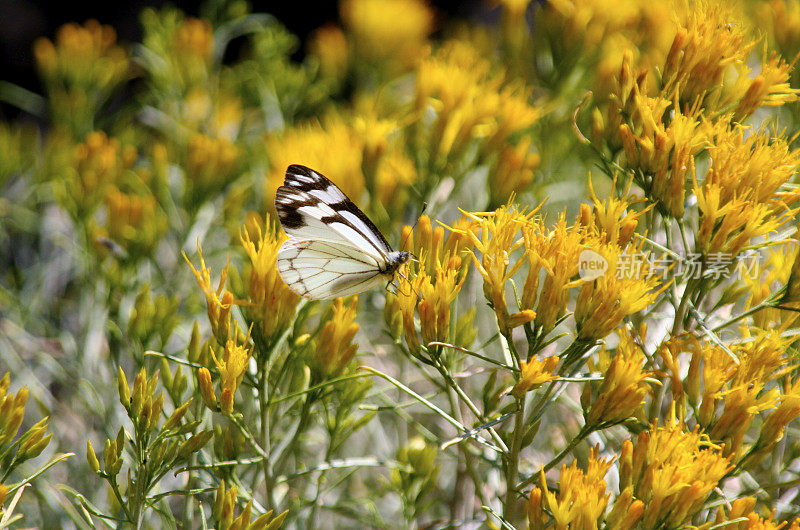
xmin=275 ymin=164 xmax=410 ymax=300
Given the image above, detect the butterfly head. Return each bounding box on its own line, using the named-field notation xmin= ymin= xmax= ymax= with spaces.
xmin=384 ymin=250 xmax=411 ymax=276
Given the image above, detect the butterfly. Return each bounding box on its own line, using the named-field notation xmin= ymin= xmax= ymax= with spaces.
xmin=275 ymin=164 xmax=411 ymax=300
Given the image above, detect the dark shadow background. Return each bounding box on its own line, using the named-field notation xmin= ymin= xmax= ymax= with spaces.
xmin=0 ymin=0 xmax=482 ymax=120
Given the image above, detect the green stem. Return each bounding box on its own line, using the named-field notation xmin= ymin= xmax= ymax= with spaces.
xmin=431 ymin=358 xmax=509 ymax=453
xmin=517 ymin=424 xmax=593 ymax=489
xmin=502 ymin=397 xmax=526 ymax=523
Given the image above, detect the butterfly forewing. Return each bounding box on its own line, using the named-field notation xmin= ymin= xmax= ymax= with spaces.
xmin=275 ymin=164 xmax=409 ymax=300
xmin=276 ymin=165 xmax=393 ymax=258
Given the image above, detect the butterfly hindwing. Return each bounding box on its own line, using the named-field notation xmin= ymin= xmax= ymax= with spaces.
xmin=276 ymin=239 xmax=386 ymax=299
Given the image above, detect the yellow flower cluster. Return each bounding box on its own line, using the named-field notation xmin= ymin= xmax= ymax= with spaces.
xmin=592 ymin=1 xmax=799 ymax=220
xmin=740 ymin=244 xmax=799 ymax=328
xmin=0 ymin=373 xmax=51 ymax=498
xmin=414 ymin=41 xmax=541 ymax=203
xmin=511 ymin=356 xmax=559 ymax=398
xmin=99 ymin=187 xmax=168 ymax=259
xmin=311 ymin=297 xmax=361 ymax=379
xmin=33 ymin=20 xmax=128 ymax=134
xmin=202 ymin=338 xmax=254 ymax=415
xmin=58 ymin=131 xmax=137 ymax=219
xmin=185 ymin=244 xmax=244 ymax=345
xmin=340 ymin=0 xmax=433 ymax=71
xmin=695 ymin=125 xmax=800 ymax=257
xmin=527 ymin=447 xmax=614 ymax=529
xmin=394 ymin=215 xmax=472 ymax=354
xmin=464 ymin=204 xmax=538 ymax=338
xmin=662 ymin=330 xmax=800 ymax=464
xmin=240 ymin=222 xmax=301 ymax=347
xmin=618 ymin=417 xmax=731 ymax=528
xmin=583 ymin=327 xmax=652 ymax=426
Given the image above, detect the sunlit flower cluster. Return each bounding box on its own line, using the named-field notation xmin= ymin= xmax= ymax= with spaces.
xmin=57 ymin=131 xmax=137 ymax=219
xmin=340 ymin=0 xmax=434 ymax=71
xmin=619 ymin=417 xmax=731 ymax=528
xmin=583 ymin=327 xmax=652 ymax=426
xmin=394 ymin=215 xmax=472 ymax=354
xmin=414 ymin=41 xmax=542 ymax=202
xmin=311 ymin=297 xmax=361 ymax=379
xmin=33 ymin=20 xmax=128 ymax=134
xmin=240 ymin=221 xmax=301 ymax=348
xmin=527 ymin=447 xmax=614 ymax=529
xmin=662 ymin=330 xmax=799 ymax=463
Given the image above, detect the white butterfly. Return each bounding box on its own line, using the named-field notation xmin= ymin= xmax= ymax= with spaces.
xmin=275 ymin=164 xmax=411 ymax=300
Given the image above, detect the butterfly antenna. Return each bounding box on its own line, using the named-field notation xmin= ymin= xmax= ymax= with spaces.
xmin=401 ymin=202 xmax=428 ymax=256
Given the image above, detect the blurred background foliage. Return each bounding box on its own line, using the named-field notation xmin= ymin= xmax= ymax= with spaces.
xmin=2 ymin=0 xmax=800 ymax=528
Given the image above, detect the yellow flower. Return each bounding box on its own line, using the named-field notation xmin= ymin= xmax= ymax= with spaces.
xmin=396 ymin=254 xmax=465 ymax=353
xmin=488 ymin=138 xmax=540 ymax=207
xmin=0 ymin=374 xmax=28 ymax=447
xmin=341 ymin=0 xmax=433 ymax=70
xmin=264 ymin=116 xmax=365 ymax=213
xmin=312 ymin=298 xmax=360 ymax=379
xmin=212 ymin=480 xmax=288 ymax=529
xmin=661 ymin=3 xmax=753 ymax=108
xmin=706 ymin=125 xmax=800 ymax=209
xmin=183 ymin=133 xmax=239 ymax=207
xmin=417 ymin=265 xmax=465 ymax=348
xmin=693 ymin=123 xmax=800 ymax=257
xmin=211 ymin=337 xmax=253 ymax=415
xmin=462 ymin=203 xmax=538 ymax=337
xmin=584 ymin=328 xmax=652 ymax=426
xmin=574 ymin=240 xmax=663 ymax=341
xmin=678 ymin=330 xmax=794 ymax=461
xmin=240 ymin=222 xmax=301 ymax=348
xmin=393 ymin=215 xmax=472 ymax=355
xmin=741 ymin=243 xmax=798 ymax=328
xmin=402 ymin=214 xmax=476 ymax=275
xmin=622 ymin=416 xmax=731 ymax=528
xmin=530 ymin=446 xmax=613 ymax=529
xmin=733 ymin=52 xmax=800 ymax=119
xmin=511 ymin=355 xmax=559 ymax=398
xmin=185 ymin=243 xmax=244 ymax=345
xmin=695 ymin=184 xmax=795 ymax=258
xmin=100 ymin=187 xmax=167 ymax=259
xmin=33 ymin=20 xmax=128 ymax=133
xmin=732 ymin=509 xmax=800 ymax=530
xmin=616 ymin=89 xmax=706 ymax=218
xmin=414 ymin=41 xmax=540 ymax=171
xmin=521 ymin=214 xmax=585 ymax=335
xmin=750 ymin=369 xmax=800 ymax=458
xmin=585 ymin=175 xmax=649 ymax=248
xmin=310 ymin=25 xmax=349 ymax=82
xmin=57 ymin=131 xmax=137 ymax=219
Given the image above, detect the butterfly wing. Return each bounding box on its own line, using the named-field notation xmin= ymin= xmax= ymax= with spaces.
xmin=276 ymin=239 xmax=386 ymax=300
xmin=275 ymin=165 xmax=394 ymax=260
